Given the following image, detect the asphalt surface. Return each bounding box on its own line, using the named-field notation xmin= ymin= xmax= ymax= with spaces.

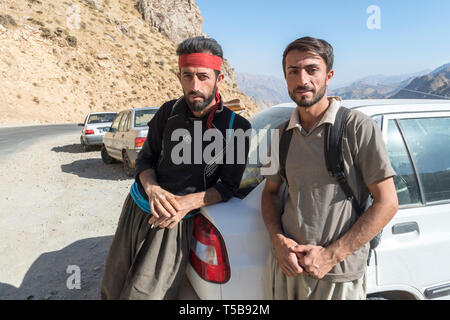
xmin=0 ymin=124 xmax=81 ymax=162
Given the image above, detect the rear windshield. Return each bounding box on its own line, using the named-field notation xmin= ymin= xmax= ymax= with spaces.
xmin=236 ymin=107 xmax=294 ymax=198
xmin=135 ymin=109 xmax=158 ymax=127
xmin=87 ymin=113 xmax=117 ymax=124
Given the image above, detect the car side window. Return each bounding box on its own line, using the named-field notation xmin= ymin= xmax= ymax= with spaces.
xmin=126 ymin=112 xmax=132 ymax=131
xmin=386 ymin=120 xmax=421 ymax=206
xmin=111 ymin=113 xmax=123 ymax=132
xmin=372 ymin=115 xmax=382 ymax=128
xmin=119 ymin=113 xmax=129 ymax=132
xmin=398 ymin=117 xmax=450 ymax=203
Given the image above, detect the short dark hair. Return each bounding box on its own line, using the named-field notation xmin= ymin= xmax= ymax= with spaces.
xmin=282 ymin=37 xmax=334 ymax=75
xmin=176 ymin=36 xmax=223 ymax=58
xmin=176 ymin=36 xmax=223 ymax=77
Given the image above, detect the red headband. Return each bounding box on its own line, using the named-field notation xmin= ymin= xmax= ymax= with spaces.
xmin=178 ymin=53 xmax=223 ymax=71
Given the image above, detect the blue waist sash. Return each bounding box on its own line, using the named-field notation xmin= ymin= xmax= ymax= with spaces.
xmin=130 ymin=182 xmax=197 ymax=219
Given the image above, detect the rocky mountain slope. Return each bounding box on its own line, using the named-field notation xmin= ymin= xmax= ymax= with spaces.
xmin=137 ymin=0 xmax=204 ymax=44
xmin=0 ymin=0 xmax=258 ymax=125
xmin=390 ymin=64 xmax=450 ymax=99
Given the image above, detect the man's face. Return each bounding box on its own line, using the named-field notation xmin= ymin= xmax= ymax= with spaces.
xmin=178 ymin=66 xmax=223 ymax=112
xmin=284 ymin=50 xmax=334 ymax=108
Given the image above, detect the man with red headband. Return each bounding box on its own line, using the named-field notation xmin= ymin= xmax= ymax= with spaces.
xmin=101 ymin=36 xmax=251 ymax=300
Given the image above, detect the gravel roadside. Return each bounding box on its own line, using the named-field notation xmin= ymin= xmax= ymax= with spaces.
xmin=0 ymin=132 xmax=133 ymax=300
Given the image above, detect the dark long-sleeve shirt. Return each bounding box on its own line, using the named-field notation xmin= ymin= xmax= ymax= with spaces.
xmin=134 ymin=96 xmax=251 ymax=204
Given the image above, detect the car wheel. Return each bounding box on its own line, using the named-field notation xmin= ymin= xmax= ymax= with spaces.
xmin=123 ymin=151 xmax=135 ymax=177
xmin=101 ymin=145 xmax=115 ymax=164
xmin=83 ymin=143 xmax=92 ymax=152
xmin=80 ymin=137 xmax=90 ymax=152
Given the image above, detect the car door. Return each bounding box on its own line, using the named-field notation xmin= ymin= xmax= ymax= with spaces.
xmin=375 ymin=112 xmax=450 ymax=299
xmin=82 ymin=115 xmax=88 ymax=132
xmin=117 ymin=111 xmax=130 ymax=160
xmin=123 ymin=111 xmax=135 ymax=154
xmin=106 ymin=112 xmax=124 ymax=158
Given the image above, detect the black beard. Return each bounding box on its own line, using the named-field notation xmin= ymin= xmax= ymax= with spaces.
xmin=289 ymin=82 xmax=327 ymax=108
xmin=185 ymin=84 xmax=217 ymax=112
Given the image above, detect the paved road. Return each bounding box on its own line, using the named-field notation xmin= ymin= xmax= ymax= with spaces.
xmin=0 ymin=124 xmax=81 ymax=162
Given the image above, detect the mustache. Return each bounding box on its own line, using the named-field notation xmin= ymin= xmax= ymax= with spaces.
xmin=188 ymin=91 xmax=206 ymax=98
xmin=294 ymin=85 xmax=314 ymax=92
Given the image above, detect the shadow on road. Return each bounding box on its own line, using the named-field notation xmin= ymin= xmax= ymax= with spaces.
xmin=0 ymin=236 xmax=113 ymax=300
xmin=51 ymin=144 xmax=101 ymax=154
xmin=60 ymin=159 xmax=131 ymax=181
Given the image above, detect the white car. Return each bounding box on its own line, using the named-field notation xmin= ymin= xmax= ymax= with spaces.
xmin=102 ymin=107 xmax=159 ymax=177
xmin=79 ymin=112 xmax=117 ymax=152
xmin=180 ymin=99 xmax=450 ymax=300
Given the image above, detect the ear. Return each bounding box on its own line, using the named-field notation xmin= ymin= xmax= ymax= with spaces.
xmin=326 ymin=69 xmax=334 ymax=86
xmin=216 ymin=72 xmax=224 ymax=86
xmin=177 ymin=71 xmax=181 ymax=82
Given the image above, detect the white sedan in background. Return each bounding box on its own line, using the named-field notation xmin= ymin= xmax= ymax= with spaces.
xmin=181 ymin=99 xmax=450 ymax=300
xmin=102 ymin=107 xmax=159 ymax=177
xmin=79 ymin=112 xmax=117 ymax=152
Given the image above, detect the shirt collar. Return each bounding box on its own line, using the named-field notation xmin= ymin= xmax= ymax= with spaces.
xmin=286 ymin=96 xmax=343 ymax=132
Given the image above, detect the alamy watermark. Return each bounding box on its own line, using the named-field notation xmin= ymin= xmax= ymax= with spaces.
xmin=367 ymin=5 xmax=381 ymax=30
xmin=169 ymin=124 xmax=280 ymax=176
xmin=66 ymin=265 xmax=81 ymax=290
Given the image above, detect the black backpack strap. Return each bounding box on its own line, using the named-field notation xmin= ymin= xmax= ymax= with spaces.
xmin=279 ymin=120 xmax=293 ymax=184
xmin=157 ymin=97 xmax=183 ymax=165
xmin=324 ymin=107 xmax=364 ymax=215
xmin=168 ymin=97 xmax=183 ymax=117
xmin=325 ymin=106 xmax=382 ymax=254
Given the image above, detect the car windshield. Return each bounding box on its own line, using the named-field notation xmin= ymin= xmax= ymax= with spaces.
xmin=237 ymin=106 xmax=294 ymax=198
xmin=134 ymin=109 xmax=158 ymax=127
xmin=87 ymin=113 xmax=117 ymax=124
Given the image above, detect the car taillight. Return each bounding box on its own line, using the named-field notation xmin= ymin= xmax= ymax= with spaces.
xmin=135 ymin=137 xmax=146 ymax=147
xmin=189 ymin=215 xmax=231 ymax=284
xmin=85 ymin=129 xmax=94 ymax=135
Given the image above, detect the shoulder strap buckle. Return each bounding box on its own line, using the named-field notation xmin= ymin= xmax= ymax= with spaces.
xmin=331 ymin=170 xmax=346 ymax=181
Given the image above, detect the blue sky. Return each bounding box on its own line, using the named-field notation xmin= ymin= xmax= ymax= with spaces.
xmin=196 ymin=0 xmax=450 ymax=87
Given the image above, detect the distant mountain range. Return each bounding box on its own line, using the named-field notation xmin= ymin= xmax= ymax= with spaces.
xmin=237 ymin=64 xmax=450 ymax=108
xmin=236 ymin=72 xmax=290 ymax=109
xmin=390 ymin=63 xmax=450 ymax=99
xmin=329 ymin=70 xmax=431 ymax=99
